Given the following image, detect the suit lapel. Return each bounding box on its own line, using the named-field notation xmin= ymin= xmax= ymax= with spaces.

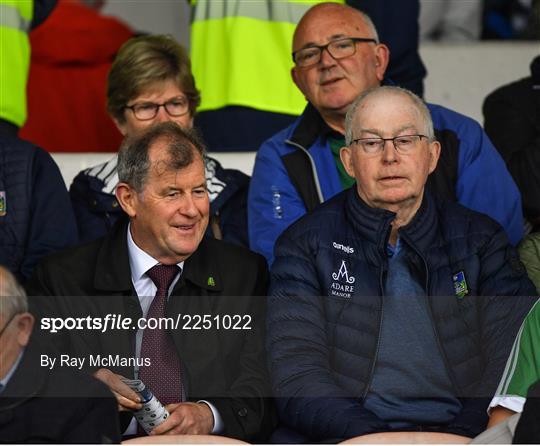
xmin=90 ymin=219 xmax=140 ymax=376
xmin=94 ymin=217 xmax=133 ymax=293
xmin=166 ymin=238 xmax=226 ymax=396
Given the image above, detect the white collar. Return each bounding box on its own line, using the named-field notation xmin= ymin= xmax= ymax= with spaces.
xmin=126 ymin=223 xmax=184 ymax=282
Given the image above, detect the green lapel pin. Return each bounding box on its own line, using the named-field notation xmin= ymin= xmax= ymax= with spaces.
xmin=207 ymin=276 xmax=215 ymax=287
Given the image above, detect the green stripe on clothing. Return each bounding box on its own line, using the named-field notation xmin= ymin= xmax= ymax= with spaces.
xmin=496 ymin=300 xmax=540 ymax=398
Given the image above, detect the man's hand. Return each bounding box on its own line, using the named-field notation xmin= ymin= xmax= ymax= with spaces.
xmin=151 ymin=402 xmax=213 ymax=436
xmin=93 ymin=368 xmax=142 ymax=411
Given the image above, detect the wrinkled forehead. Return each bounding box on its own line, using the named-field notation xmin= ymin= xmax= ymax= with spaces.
xmin=353 ymin=93 xmax=424 ymax=133
xmin=293 ymin=6 xmax=370 ymax=50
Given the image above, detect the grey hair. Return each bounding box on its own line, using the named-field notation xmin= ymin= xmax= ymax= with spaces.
xmin=345 ymin=86 xmax=435 ymax=145
xmin=357 ymin=9 xmax=380 ymax=43
xmin=0 ymin=266 xmax=28 ymax=320
xmin=117 ymin=121 xmax=206 ymax=193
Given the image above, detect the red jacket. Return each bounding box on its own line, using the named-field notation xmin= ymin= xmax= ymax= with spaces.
xmin=20 ymin=1 xmax=134 ymax=152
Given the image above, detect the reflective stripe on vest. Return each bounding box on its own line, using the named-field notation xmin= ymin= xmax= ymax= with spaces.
xmin=0 ymin=1 xmax=33 ymax=127
xmin=191 ymin=0 xmax=344 ymax=115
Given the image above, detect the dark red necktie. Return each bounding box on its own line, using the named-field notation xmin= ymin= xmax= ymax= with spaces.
xmin=139 ymin=264 xmax=185 ymax=405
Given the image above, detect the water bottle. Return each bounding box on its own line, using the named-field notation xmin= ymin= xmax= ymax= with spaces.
xmin=122 ymin=378 xmax=169 ymax=434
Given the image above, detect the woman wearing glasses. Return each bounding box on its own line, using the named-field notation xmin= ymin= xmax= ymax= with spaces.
xmin=70 ymin=35 xmax=249 ymax=246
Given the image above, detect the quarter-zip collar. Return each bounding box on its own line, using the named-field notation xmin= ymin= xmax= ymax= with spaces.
xmin=344 ymin=187 xmax=441 ymax=264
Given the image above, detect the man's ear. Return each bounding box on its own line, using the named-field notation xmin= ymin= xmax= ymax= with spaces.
xmin=374 ymin=43 xmax=390 ymax=82
xmin=428 ymin=140 xmax=441 ymax=174
xmin=111 ymin=115 xmax=128 ymax=136
xmin=340 ymin=146 xmax=356 ymax=178
xmin=291 ymin=66 xmax=299 ymax=86
xmin=16 ymin=313 xmax=34 ymax=348
xmin=291 ymin=67 xmax=305 ymax=98
xmin=116 ymin=183 xmax=138 ymax=217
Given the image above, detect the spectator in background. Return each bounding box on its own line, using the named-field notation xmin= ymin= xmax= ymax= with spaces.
xmin=483 ymin=54 xmax=540 ymax=228
xmin=248 ymin=2 xmax=523 ymax=266
xmin=468 ymin=301 xmax=540 ymax=444
xmin=483 ymin=55 xmax=540 ymax=293
xmin=70 ymin=35 xmax=249 ymax=246
xmin=347 ymin=0 xmax=426 ymax=96
xmin=0 ymin=0 xmax=78 ymax=282
xmin=19 ymin=0 xmax=134 ymax=152
xmin=192 ymin=0 xmax=426 ymax=152
xmin=482 ymin=0 xmax=540 ymax=40
xmin=513 ymin=380 xmax=540 ymax=442
xmin=519 ymin=234 xmax=540 ymax=292
xmin=0 ymin=266 xmax=121 ymax=443
xmin=420 ymin=0 xmax=482 ymax=41
xmin=267 ymin=86 xmax=536 ymax=443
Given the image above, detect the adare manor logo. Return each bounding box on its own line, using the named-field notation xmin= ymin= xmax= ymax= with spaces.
xmin=330 ymin=260 xmax=355 ymax=298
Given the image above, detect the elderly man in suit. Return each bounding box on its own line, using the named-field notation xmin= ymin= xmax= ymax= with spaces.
xmin=27 ymin=122 xmax=274 ymax=441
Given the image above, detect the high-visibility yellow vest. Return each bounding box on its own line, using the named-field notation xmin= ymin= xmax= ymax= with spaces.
xmin=0 ymin=0 xmax=32 ymax=127
xmin=191 ymin=0 xmax=344 ymax=116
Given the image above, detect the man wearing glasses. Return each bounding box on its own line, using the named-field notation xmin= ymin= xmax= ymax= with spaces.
xmin=70 ymin=35 xmax=250 ymax=247
xmin=267 ymin=86 xmax=536 ymax=443
xmin=248 ymin=2 xmax=523 ymax=266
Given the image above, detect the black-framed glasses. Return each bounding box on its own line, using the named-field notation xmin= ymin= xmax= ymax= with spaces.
xmin=124 ymin=96 xmax=190 ymax=121
xmin=0 ymin=312 xmax=19 ymax=339
xmin=292 ymin=37 xmax=377 ymax=67
xmin=351 ymin=134 xmax=428 ymax=155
